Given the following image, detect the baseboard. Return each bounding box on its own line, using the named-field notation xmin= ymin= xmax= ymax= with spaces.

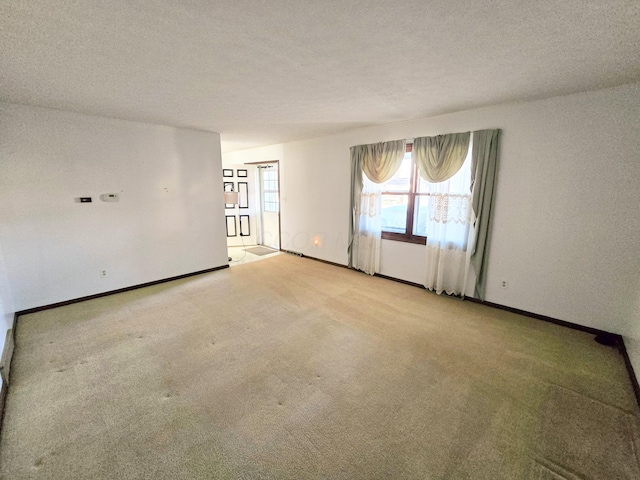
xmin=373 ymin=272 xmax=426 ymax=290
xmin=0 ymin=320 xmax=17 ymax=435
xmin=464 ymin=297 xmax=613 ymax=337
xmin=0 ymin=380 xmax=7 ymax=433
xmin=16 ymin=264 xmax=229 ymax=316
xmin=462 ymin=297 xmax=640 ymax=407
xmin=618 ymin=338 xmax=640 ymax=410
xmin=280 ymin=250 xmax=349 ymax=269
xmin=280 ymin=248 xmax=302 ymax=256
xmin=301 ymin=255 xmax=348 ymax=269
xmin=354 ymin=264 xmax=615 ymax=339
xmin=288 ymin=254 xmax=618 ymax=338
xmin=0 ymin=328 xmax=15 ymax=385
xmin=286 ymin=254 xmax=640 ymax=406
xmin=10 ymin=255 xmax=639 ymax=412
xmin=2 ymin=265 xmax=230 ymax=434
xmin=292 ymin=254 xmax=611 ymax=336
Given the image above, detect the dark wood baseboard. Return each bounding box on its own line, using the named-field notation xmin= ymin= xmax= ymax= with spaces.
xmin=0 ymin=380 xmax=7 ymax=433
xmin=2 ymin=265 xmax=230 ymax=435
xmin=464 ymin=297 xmax=612 ymax=337
xmin=11 ymin=253 xmax=638 ymax=412
xmin=373 ymin=272 xmax=425 ymax=290
xmin=284 ymin=252 xmax=640 ymax=408
xmin=463 ymin=297 xmax=639 ymax=408
xmin=0 ymin=315 xmax=18 ymax=434
xmin=618 ymin=338 xmax=640 ymax=410
xmin=16 ymin=265 xmax=229 ymax=316
xmin=301 ymin=255 xmax=348 ymax=269
xmin=280 ymin=250 xmax=349 ymax=270
xmin=285 ymin=252 xmax=612 ymax=335
xmin=0 ymin=316 xmax=17 ymax=434
xmin=280 ymin=248 xmax=303 ymax=257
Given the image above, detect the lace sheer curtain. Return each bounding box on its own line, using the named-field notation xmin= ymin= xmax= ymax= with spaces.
xmin=414 ymin=133 xmax=472 ymax=295
xmin=351 ymin=177 xmax=383 ymax=274
xmin=348 ymin=140 xmax=406 ymax=274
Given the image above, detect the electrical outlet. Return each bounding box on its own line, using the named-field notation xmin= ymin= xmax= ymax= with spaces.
xmin=100 ymin=270 xmax=108 ymax=278
xmin=500 ymin=279 xmax=508 ymax=289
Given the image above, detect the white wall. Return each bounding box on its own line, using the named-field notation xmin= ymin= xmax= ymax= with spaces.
xmin=0 ymin=240 xmax=15 ymax=390
xmin=223 ymin=144 xmax=283 ymax=166
xmin=0 ymin=103 xmax=228 ymax=311
xmin=223 ymin=83 xmax=640 ymax=339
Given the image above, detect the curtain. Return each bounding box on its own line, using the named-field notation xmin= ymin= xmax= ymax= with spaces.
xmin=414 ymin=132 xmax=470 ymax=182
xmin=413 ymin=132 xmax=472 ymax=295
xmin=470 ymin=129 xmax=500 ymax=300
xmin=348 ymin=140 xmax=406 ymax=274
xmin=347 ymin=150 xmax=364 ymax=269
xmin=351 ymin=177 xmax=384 ymax=274
xmin=361 ymin=140 xmax=406 ymax=183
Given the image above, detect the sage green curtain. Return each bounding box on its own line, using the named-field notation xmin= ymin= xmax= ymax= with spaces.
xmin=348 ymin=140 xmax=406 ymax=272
xmin=413 ymin=132 xmax=470 ymax=182
xmin=470 ymin=129 xmax=500 ymax=300
xmin=347 ymin=147 xmax=364 ymax=268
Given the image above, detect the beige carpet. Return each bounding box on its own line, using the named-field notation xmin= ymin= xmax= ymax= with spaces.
xmin=1 ymin=254 xmax=639 ymax=479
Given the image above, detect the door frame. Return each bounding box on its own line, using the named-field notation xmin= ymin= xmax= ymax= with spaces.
xmin=244 ymin=160 xmax=281 ymax=251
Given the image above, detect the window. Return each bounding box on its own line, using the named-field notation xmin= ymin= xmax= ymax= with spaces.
xmin=262 ymin=168 xmax=279 ymax=213
xmin=381 ymin=143 xmax=472 ymax=245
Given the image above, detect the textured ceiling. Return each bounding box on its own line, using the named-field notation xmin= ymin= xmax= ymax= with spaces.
xmin=2 ymin=1 xmax=639 ymax=152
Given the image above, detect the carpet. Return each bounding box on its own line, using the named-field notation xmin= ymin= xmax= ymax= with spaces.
xmin=244 ymin=246 xmax=279 ymax=256
xmin=1 ymin=255 xmax=639 ymax=479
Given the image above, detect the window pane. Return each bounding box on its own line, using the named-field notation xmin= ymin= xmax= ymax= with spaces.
xmin=413 ymin=195 xmax=428 ymax=237
xmin=417 ymin=175 xmax=430 ymax=194
xmin=381 ymin=155 xmax=412 ymax=193
xmin=381 ymin=194 xmax=408 ymax=233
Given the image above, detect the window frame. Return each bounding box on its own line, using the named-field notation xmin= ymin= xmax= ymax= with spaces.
xmin=262 ymin=168 xmax=279 ymax=213
xmin=381 ymin=144 xmax=427 ymax=245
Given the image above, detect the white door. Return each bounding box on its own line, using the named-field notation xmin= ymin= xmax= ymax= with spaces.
xmin=258 ymin=164 xmax=280 ymax=249
xmin=224 ymin=165 xmax=257 ymax=247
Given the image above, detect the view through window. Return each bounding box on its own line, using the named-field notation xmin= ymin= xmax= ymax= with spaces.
xmin=263 ymin=168 xmax=279 ymax=212
xmin=381 ymin=144 xmax=472 ymax=245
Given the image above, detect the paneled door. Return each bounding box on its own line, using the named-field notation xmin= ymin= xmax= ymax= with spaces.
xmin=258 ymin=164 xmax=280 ymax=250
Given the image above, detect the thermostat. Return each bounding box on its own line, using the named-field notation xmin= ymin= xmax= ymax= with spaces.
xmin=100 ymin=193 xmax=120 ymax=202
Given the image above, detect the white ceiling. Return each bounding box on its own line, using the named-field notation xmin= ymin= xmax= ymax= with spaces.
xmin=2 ymin=1 xmax=639 ymax=152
